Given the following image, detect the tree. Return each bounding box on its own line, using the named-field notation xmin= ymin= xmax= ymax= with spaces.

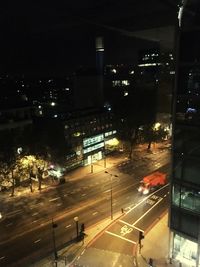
xmin=19 ymin=155 xmax=49 ymax=192
xmin=140 ymin=123 xmax=168 ymax=150
xmin=0 ymin=155 xmax=19 ymax=196
xmin=119 ymin=118 xmax=139 ymax=159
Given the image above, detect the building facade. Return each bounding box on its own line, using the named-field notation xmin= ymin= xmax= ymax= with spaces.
xmin=170 ymin=1 xmax=200 ymax=266
xmin=63 ymin=108 xmax=118 ymax=171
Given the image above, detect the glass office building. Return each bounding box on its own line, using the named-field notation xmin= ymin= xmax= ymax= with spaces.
xmin=170 ymin=1 xmax=200 ymax=266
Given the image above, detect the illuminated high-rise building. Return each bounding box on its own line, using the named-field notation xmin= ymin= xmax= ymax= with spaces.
xmin=170 ymin=1 xmax=200 ymax=266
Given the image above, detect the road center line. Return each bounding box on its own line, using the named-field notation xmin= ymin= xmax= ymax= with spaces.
xmin=6 ymin=209 xmax=22 ymax=216
xmin=34 ymin=239 xmax=41 ymax=244
xmin=103 ymin=190 xmax=110 ymax=193
xmin=65 ymin=224 xmax=71 ymax=228
xmin=31 ymin=220 xmax=38 ymax=224
xmin=92 ymin=212 xmax=98 ymax=215
xmin=105 ymin=230 xmax=136 ymax=244
xmin=49 ymin=197 xmax=60 ymax=202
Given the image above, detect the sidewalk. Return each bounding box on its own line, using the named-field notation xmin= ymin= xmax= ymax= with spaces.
xmin=30 ymin=212 xmax=123 ymax=267
xmin=136 ymin=213 xmax=180 ymax=267
xmin=32 ymin=213 xmax=181 ymax=267
xmin=66 ymin=152 xmax=127 ymax=182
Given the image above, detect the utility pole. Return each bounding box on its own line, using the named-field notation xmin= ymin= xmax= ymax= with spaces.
xmin=105 ymin=171 xmax=118 ymax=220
xmin=52 ymin=218 xmax=58 ymax=261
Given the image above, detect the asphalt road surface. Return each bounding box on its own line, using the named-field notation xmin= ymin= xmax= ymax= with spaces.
xmin=0 ymin=149 xmax=170 ymax=266
xmin=75 ymin=185 xmax=169 ymax=267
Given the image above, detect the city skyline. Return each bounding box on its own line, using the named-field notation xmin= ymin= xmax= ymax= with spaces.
xmin=0 ymin=1 xmax=178 ymax=76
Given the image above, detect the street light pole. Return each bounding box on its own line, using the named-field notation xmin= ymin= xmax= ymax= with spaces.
xmin=90 ymin=155 xmax=93 ymax=173
xmin=74 ymin=216 xmax=79 ymax=240
xmin=110 ymin=175 xmax=113 ymax=220
xmin=105 ymin=171 xmax=118 ymax=220
xmin=52 ymin=218 xmax=58 ymax=261
xmin=104 ymin=140 xmax=107 ymax=168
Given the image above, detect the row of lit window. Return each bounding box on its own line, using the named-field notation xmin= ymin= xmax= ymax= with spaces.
xmin=112 ymin=80 xmax=130 ymax=87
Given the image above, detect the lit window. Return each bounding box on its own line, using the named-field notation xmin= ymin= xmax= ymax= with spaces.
xmin=73 ymin=132 xmax=81 ymax=137
xmin=122 ymin=80 xmax=130 ymax=86
xmin=111 ymin=68 xmax=117 ymax=73
xmin=112 ymin=80 xmax=121 ymax=87
xmin=124 ymin=91 xmax=128 ymax=96
xmin=83 ymin=142 xmax=104 ymax=154
xmin=83 ymin=134 xmax=104 ymax=147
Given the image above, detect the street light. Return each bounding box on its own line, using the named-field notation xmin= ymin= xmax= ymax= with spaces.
xmin=74 ymin=216 xmax=79 ymax=240
xmin=90 ymin=155 xmax=93 ymax=173
xmin=51 ymin=218 xmax=58 ymax=261
xmin=105 ymin=171 xmax=118 ymax=220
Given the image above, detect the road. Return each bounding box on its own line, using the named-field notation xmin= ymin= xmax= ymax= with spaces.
xmin=75 ymin=185 xmax=169 ymax=267
xmin=0 ymin=148 xmax=171 ymax=266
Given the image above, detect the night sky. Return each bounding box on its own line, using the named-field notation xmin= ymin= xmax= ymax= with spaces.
xmin=0 ymin=0 xmax=178 ymax=76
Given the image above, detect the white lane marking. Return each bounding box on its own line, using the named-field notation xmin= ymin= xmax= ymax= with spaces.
xmin=120 ymin=225 xmax=133 ymax=236
xmin=31 ymin=220 xmax=38 ymax=224
xmin=65 ymin=224 xmax=71 ymax=228
xmin=103 ymin=190 xmax=110 ymax=193
xmin=32 ymin=212 xmax=38 ymax=216
xmin=81 ymin=193 xmax=86 ymax=197
xmin=64 ymin=194 xmax=68 ymax=197
xmin=105 ymin=230 xmax=136 ymax=244
xmin=49 ymin=197 xmax=60 ymax=202
xmin=57 ymin=203 xmax=62 ymax=206
xmin=132 ymin=198 xmax=163 ymax=226
xmin=126 ymin=183 xmax=169 ymax=215
xmin=6 ymin=223 xmax=13 ymax=227
xmin=0 ymin=256 xmax=5 ymax=260
xmin=81 ymin=249 xmax=85 ymax=255
xmin=92 ymin=212 xmax=98 ymax=216
xmin=6 ymin=209 xmax=22 ymax=216
xmin=132 ymin=225 xmax=144 ymax=233
xmin=119 ymin=220 xmax=134 ymax=228
xmin=34 ymin=239 xmax=41 ymax=244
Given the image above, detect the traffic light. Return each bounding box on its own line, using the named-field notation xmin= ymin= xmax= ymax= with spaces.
xmin=80 ymin=223 xmax=85 ymax=233
xmin=79 ymin=223 xmax=85 ymax=241
xmin=139 ymin=231 xmax=144 ymax=244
